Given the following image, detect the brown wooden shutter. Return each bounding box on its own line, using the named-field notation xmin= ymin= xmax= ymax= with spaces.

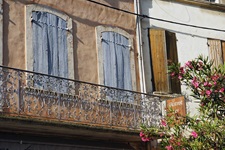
xmin=220 ymin=0 xmax=225 ymax=4
xmin=222 ymin=41 xmax=225 ymax=63
xmin=208 ymin=39 xmax=223 ymax=67
xmin=149 ymin=29 xmax=181 ymax=93
xmin=149 ymin=29 xmax=169 ymax=93
xmin=166 ymin=32 xmax=181 ymax=94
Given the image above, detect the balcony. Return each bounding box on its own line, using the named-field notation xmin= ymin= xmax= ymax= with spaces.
xmin=0 ymin=66 xmax=162 ymax=131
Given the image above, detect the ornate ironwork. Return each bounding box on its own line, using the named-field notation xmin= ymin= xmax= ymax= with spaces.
xmin=0 ymin=66 xmax=162 ymax=130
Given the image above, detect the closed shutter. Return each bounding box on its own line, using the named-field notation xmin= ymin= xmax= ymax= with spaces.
xmin=32 ymin=11 xmax=68 ymax=92
xmin=32 ymin=11 xmax=68 ymax=78
xmin=208 ymin=39 xmax=223 ymax=68
xmin=149 ymin=29 xmax=180 ymax=93
xmin=102 ymin=31 xmax=132 ymax=90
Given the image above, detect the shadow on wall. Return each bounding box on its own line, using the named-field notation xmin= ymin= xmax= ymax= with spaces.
xmin=137 ymin=0 xmax=153 ymax=12
xmin=104 ymin=0 xmax=131 ymax=8
xmin=3 ymin=1 xmax=10 ymax=66
xmin=104 ymin=0 xmax=120 ymax=8
xmin=3 ymin=0 xmax=33 ymax=67
xmin=73 ymin=21 xmax=79 ymax=80
xmin=15 ymin=0 xmax=41 ymax=4
xmin=103 ymin=0 xmax=134 ymax=12
xmin=70 ymin=15 xmax=135 ymax=35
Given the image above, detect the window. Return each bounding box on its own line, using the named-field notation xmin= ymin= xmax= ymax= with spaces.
xmin=25 ymin=5 xmax=74 ymax=92
xmin=208 ymin=39 xmax=225 ymax=67
xmin=149 ymin=29 xmax=181 ymax=94
xmin=26 ymin=5 xmax=74 ymax=79
xmin=32 ymin=11 xmax=68 ymax=77
xmin=102 ymin=31 xmax=132 ymax=90
xmin=204 ymin=0 xmax=225 ymax=4
xmin=205 ymin=0 xmax=218 ymax=3
xmin=96 ymin=26 xmax=136 ymax=91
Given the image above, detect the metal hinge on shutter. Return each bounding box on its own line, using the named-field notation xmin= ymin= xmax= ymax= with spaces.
xmin=31 ymin=16 xmax=69 ymax=31
xmin=101 ymin=37 xmax=131 ymax=48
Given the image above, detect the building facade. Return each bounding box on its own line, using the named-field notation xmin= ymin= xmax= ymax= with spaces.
xmin=2 ymin=0 xmax=223 ymax=149
xmin=140 ymin=0 xmax=225 ymax=116
xmin=0 ymin=0 xmax=162 ymax=149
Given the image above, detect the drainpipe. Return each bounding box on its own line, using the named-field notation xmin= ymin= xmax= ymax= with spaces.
xmin=134 ymin=0 xmax=146 ymax=93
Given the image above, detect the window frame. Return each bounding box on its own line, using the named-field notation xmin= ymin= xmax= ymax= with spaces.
xmin=96 ymin=26 xmax=136 ymax=91
xmin=25 ymin=4 xmax=74 ymax=79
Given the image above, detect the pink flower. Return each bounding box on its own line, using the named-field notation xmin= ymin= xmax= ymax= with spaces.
xmin=185 ymin=61 xmax=193 ymax=68
xmin=160 ymin=132 xmax=164 ymax=137
xmin=140 ymin=131 xmax=151 ymax=142
xmin=212 ymin=75 xmax=219 ymax=81
xmin=219 ymin=88 xmax=224 ymax=93
xmin=206 ymin=90 xmax=212 ymax=97
xmin=140 ymin=132 xmax=145 ymax=137
xmin=179 ymin=67 xmax=185 ymax=74
xmin=200 ymin=91 xmax=204 ymax=96
xmin=198 ymin=61 xmax=203 ymax=67
xmin=208 ymin=83 xmax=212 ymax=87
xmin=171 ymin=72 xmax=175 ymax=77
xmin=191 ymin=131 xmax=198 ymax=138
xmin=141 ymin=137 xmax=150 ymax=142
xmin=203 ymin=82 xmax=208 ymax=86
xmin=193 ymin=82 xmax=199 ymax=88
xmin=178 ymin=75 xmax=183 ymax=80
xmin=165 ymin=145 xmax=173 ymax=150
xmin=191 ymin=77 xmax=199 ymax=88
xmin=161 ymin=120 xmax=167 ymax=127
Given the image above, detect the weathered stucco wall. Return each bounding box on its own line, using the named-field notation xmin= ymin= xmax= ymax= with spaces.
xmin=141 ymin=0 xmax=225 ymax=115
xmin=3 ymin=1 xmax=25 ymax=69
xmin=3 ymin=0 xmax=139 ymax=89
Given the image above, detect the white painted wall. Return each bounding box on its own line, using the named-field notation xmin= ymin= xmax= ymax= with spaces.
xmin=141 ymin=0 xmax=225 ymax=40
xmin=176 ymin=34 xmax=208 ymax=115
xmin=140 ymin=0 xmax=225 ymax=115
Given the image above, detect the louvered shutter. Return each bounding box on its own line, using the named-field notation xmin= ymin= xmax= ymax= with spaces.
xmin=222 ymin=41 xmax=225 ymax=62
xmin=208 ymin=39 xmax=223 ymax=68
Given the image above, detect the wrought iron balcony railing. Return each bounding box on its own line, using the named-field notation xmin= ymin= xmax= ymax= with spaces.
xmin=0 ymin=65 xmax=162 ymax=130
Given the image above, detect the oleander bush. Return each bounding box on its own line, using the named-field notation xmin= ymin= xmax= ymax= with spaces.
xmin=140 ymin=56 xmax=225 ymax=150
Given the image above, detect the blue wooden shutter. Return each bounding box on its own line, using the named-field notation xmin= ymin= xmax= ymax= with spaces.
xmin=32 ymin=11 xmax=68 ymax=92
xmin=102 ymin=32 xmax=132 ymax=91
xmin=32 ymin=11 xmax=68 ymax=78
